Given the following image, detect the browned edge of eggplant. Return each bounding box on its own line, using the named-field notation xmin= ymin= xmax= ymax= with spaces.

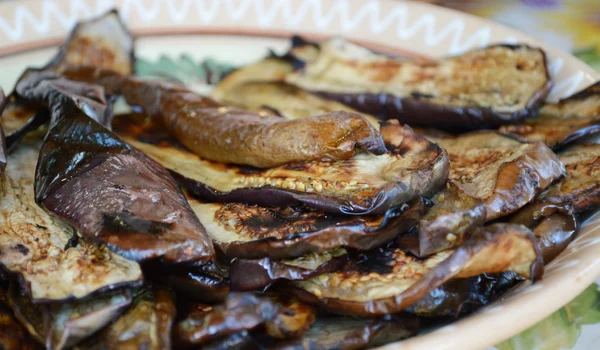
xmin=229 ymin=249 xmax=348 ymax=291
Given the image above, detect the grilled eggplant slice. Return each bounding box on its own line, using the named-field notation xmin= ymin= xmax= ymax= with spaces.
xmin=500 ymin=81 xmax=600 ymax=149
xmin=291 ymin=223 xmax=542 ymax=316
xmin=536 ymin=144 xmax=600 ymax=214
xmin=211 ymin=57 xmax=381 ymax=127
xmin=188 ymin=198 xmax=426 ymax=260
xmin=0 ymin=132 xmax=142 ymax=301
xmin=76 ymin=286 xmax=175 ymax=350
xmin=15 ymin=72 xmax=216 ymax=264
xmin=111 ymin=113 xmax=447 ymax=215
xmin=397 ymin=181 xmax=486 ymax=257
xmin=62 ymin=66 xmax=386 ymax=168
xmin=8 ymin=285 xmax=133 ymax=349
xmin=285 ymin=38 xmax=551 ymax=130
xmin=175 ymin=293 xmax=315 ymax=346
xmin=0 ymin=285 xmax=41 ymax=350
xmin=272 ymin=314 xmax=419 ymax=350
xmin=429 ymin=131 xmax=565 ymax=220
xmin=229 ymin=248 xmax=348 ymax=291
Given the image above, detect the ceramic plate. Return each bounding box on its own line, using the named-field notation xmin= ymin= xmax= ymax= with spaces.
xmin=0 ymin=1 xmax=598 ymax=349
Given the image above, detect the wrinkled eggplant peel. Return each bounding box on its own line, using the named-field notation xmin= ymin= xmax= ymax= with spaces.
xmin=430 ymin=131 xmax=565 ymax=220
xmin=175 ymin=293 xmax=314 ymax=346
xmin=188 ymin=198 xmax=426 ymax=260
xmin=211 ymin=57 xmax=381 ymax=127
xmin=112 ymin=113 xmax=447 ymax=215
xmin=8 ymin=285 xmax=133 ymax=349
xmin=273 ymin=314 xmax=419 ymax=350
xmin=76 ymin=286 xmax=175 ymax=350
xmin=285 ymin=38 xmax=551 ymax=130
xmin=291 ymin=223 xmax=542 ymax=316
xmin=536 ymin=144 xmax=600 ymax=214
xmin=229 ymin=248 xmax=348 ymax=291
xmin=0 ymin=133 xmax=142 ymax=301
xmin=397 ymin=181 xmax=486 ymax=257
xmin=15 ymin=72 xmax=216 ymax=264
xmin=62 ymin=66 xmax=386 ymax=168
xmin=500 ymin=81 xmax=600 ymax=149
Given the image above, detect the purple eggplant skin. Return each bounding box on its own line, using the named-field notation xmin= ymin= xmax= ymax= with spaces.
xmin=15 ymin=71 xmax=216 ymax=265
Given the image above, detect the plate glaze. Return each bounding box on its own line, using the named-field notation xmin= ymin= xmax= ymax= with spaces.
xmin=0 ymin=1 xmax=598 ymax=349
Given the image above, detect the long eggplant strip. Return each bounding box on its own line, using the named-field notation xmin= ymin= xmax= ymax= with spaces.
xmin=61 ymin=65 xmax=386 ymax=168
xmin=500 ymin=81 xmax=600 ymax=149
xmin=0 ymin=130 xmax=142 ymax=301
xmin=75 ymin=286 xmax=176 ymax=350
xmin=427 ymin=131 xmax=565 ymax=220
xmin=291 ymin=223 xmax=542 ymax=316
xmin=8 ymin=285 xmax=133 ymax=350
xmin=15 ymin=72 xmax=216 ymax=264
xmin=285 ymin=38 xmax=551 ymax=131
xmin=111 ymin=112 xmax=447 ymax=215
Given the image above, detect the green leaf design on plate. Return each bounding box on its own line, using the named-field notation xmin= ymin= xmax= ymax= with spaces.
xmin=574 ymin=47 xmax=600 ymax=72
xmin=496 ymin=283 xmax=600 ymax=350
xmin=135 ymin=54 xmax=236 ymax=92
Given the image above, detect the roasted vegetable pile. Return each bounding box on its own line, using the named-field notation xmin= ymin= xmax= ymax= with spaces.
xmin=0 ymin=9 xmax=599 ymax=350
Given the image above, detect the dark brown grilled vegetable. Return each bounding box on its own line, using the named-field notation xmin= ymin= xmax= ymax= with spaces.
xmin=187 ymin=198 xmax=426 ymax=260
xmin=429 ymin=131 xmax=565 ymax=220
xmin=0 ymin=285 xmax=41 ymax=350
xmin=272 ymin=314 xmax=419 ymax=350
xmin=0 ymin=131 xmax=142 ymax=301
xmin=397 ymin=181 xmax=486 ymax=257
xmin=15 ymin=72 xmax=216 ymax=264
xmin=291 ymin=223 xmax=542 ymax=316
xmin=8 ymin=285 xmax=133 ymax=349
xmin=229 ymin=249 xmax=348 ymax=291
xmin=76 ymin=286 xmax=176 ymax=350
xmin=285 ymin=38 xmax=551 ymax=131
xmin=175 ymin=293 xmax=314 ymax=346
xmin=62 ymin=65 xmax=386 ymax=168
xmin=537 ymin=144 xmax=600 ymax=214
xmin=500 ymin=81 xmax=600 ymax=149
xmin=111 ymin=113 xmax=447 ymax=215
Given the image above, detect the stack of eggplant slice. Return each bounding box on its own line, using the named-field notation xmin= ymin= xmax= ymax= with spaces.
xmin=1 ymin=9 xmax=600 ymax=350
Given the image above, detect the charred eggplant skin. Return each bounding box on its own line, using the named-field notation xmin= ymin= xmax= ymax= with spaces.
xmin=61 ymin=66 xmax=386 ymax=168
xmin=15 ymin=71 xmax=216 ymax=264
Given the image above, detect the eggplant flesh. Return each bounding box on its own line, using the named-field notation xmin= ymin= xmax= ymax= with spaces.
xmin=397 ymin=181 xmax=486 ymax=257
xmin=8 ymin=285 xmax=133 ymax=349
xmin=291 ymin=223 xmax=542 ymax=316
xmin=62 ymin=66 xmax=386 ymax=168
xmin=15 ymin=72 xmax=216 ymax=264
xmin=188 ymin=198 xmax=426 ymax=260
xmin=112 ymin=113 xmax=447 ymax=215
xmin=0 ymin=132 xmax=142 ymax=301
xmin=285 ymin=38 xmax=551 ymax=130
xmin=229 ymin=248 xmax=348 ymax=291
xmin=500 ymin=81 xmax=600 ymax=149
xmin=429 ymin=131 xmax=565 ymax=220
xmin=76 ymin=286 xmax=176 ymax=350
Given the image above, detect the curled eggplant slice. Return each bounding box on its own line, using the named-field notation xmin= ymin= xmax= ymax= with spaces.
xmin=0 ymin=132 xmax=142 ymax=301
xmin=212 ymin=57 xmax=381 ymax=127
xmin=15 ymin=72 xmax=216 ymax=264
xmin=429 ymin=131 xmax=565 ymax=220
xmin=188 ymin=198 xmax=426 ymax=260
xmin=500 ymin=81 xmax=600 ymax=149
xmin=537 ymin=144 xmax=600 ymax=214
xmin=76 ymin=286 xmax=176 ymax=350
xmin=175 ymin=293 xmax=314 ymax=346
xmin=285 ymin=38 xmax=551 ymax=131
xmin=291 ymin=223 xmax=543 ymax=316
xmin=62 ymin=66 xmax=386 ymax=168
xmin=273 ymin=314 xmax=419 ymax=350
xmin=397 ymin=181 xmax=486 ymax=257
xmin=229 ymin=248 xmax=348 ymax=291
xmin=111 ymin=113 xmax=447 ymax=215
xmin=8 ymin=285 xmax=133 ymax=349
